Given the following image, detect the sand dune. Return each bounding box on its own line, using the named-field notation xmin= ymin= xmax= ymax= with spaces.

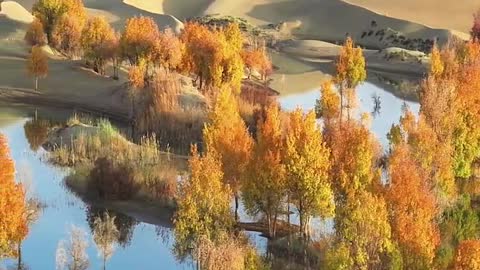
xmin=0 ymin=0 xmax=471 ymax=103
xmin=10 ymin=0 xmax=470 ymax=48
xmin=206 ymin=0 xmax=469 ymax=49
xmin=0 ymin=1 xmax=32 ymax=40
xmin=0 ymin=1 xmax=33 ymax=23
xmin=123 ymin=0 xmax=165 ymax=15
xmin=124 ymin=0 xmax=212 ymax=20
xmin=13 ymin=0 xmax=184 ymax=32
xmin=345 ymin=0 xmax=477 ymax=33
xmin=84 ymin=0 xmax=183 ymax=31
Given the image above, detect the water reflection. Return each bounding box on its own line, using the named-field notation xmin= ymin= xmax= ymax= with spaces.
xmin=0 ymin=109 xmax=189 ymax=270
xmin=86 ymin=207 xmax=137 ymax=249
xmin=23 ymin=117 xmax=50 ymax=152
xmin=279 ymin=81 xmax=420 ymax=147
xmin=55 ymin=226 xmax=90 ymax=270
xmin=371 ymin=93 xmax=381 ymax=118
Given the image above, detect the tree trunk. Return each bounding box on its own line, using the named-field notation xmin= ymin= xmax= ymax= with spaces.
xmin=234 ymin=194 xmax=239 ymax=222
xmin=35 ymin=77 xmax=38 ymax=91
xmin=267 ymin=214 xmax=272 ymax=237
xmin=305 ymin=216 xmax=311 ymax=240
xmin=17 ymin=243 xmax=22 ymax=270
xmin=272 ymin=212 xmax=278 ymax=238
xmin=299 ymin=212 xmax=304 ymax=237
xmin=103 ymin=256 xmax=106 ymax=270
xmin=339 ymin=86 xmax=343 ymax=126
xmin=286 ymin=194 xmax=290 ymax=230
xmin=287 ymin=194 xmax=291 ymax=248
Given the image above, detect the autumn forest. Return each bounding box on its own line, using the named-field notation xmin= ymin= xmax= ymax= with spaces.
xmin=1 ymin=0 xmax=480 ymax=269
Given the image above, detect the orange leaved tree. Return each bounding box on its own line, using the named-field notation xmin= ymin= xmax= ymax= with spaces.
xmin=120 ymin=16 xmax=160 ymax=66
xmin=0 ymin=134 xmax=28 ymax=259
xmin=203 ymin=87 xmax=254 ymax=221
xmin=25 ymin=18 xmax=47 ymax=47
xmin=387 ymin=143 xmax=440 ymax=268
xmin=242 ymin=103 xmax=286 ymax=237
xmin=454 ymin=240 xmax=480 ymax=270
xmin=26 ymin=46 xmax=48 ymax=91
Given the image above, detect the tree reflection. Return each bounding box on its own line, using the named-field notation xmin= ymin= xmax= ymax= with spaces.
xmin=23 ymin=116 xmax=51 ymax=152
xmin=86 ymin=206 xmax=138 ymax=248
xmin=93 ymin=212 xmax=119 ymax=270
xmin=371 ymin=93 xmax=381 ymax=118
xmin=56 ymin=226 xmax=90 ymax=270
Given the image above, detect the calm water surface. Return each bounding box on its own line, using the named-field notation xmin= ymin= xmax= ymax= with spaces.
xmin=279 ymin=81 xmax=420 ymax=147
xmin=0 ymin=108 xmax=190 ymax=270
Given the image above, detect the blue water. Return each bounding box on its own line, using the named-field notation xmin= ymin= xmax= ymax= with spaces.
xmin=279 ymin=81 xmax=420 ymax=148
xmin=0 ymin=110 xmax=191 ymax=270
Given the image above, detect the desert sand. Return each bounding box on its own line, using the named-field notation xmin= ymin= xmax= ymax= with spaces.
xmin=0 ymin=0 xmax=475 ymax=112
xmin=345 ymin=0 xmax=477 ymax=33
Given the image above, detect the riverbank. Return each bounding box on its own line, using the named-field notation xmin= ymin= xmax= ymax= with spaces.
xmin=268 ymin=41 xmax=424 ymax=100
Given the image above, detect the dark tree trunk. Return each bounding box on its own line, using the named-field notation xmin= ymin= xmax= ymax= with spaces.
xmin=234 ymin=194 xmax=239 ymax=221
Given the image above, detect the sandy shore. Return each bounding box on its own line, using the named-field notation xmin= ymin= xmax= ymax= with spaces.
xmin=269 ymin=39 xmax=425 ymax=97
xmin=0 ymin=0 xmax=449 ymax=115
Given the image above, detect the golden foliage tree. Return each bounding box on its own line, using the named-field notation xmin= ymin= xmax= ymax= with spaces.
xmin=33 ymin=0 xmax=86 ymax=43
xmin=120 ymin=16 xmax=160 ymax=65
xmin=174 ymin=146 xmax=233 ymax=256
xmin=152 ymin=28 xmax=183 ymax=72
xmin=283 ymin=109 xmax=334 ymax=237
xmin=203 ymin=87 xmax=253 ymax=220
xmin=334 ymin=37 xmax=366 ymax=121
xmin=387 ymin=143 xmax=440 ymax=268
xmin=81 ymin=16 xmax=117 ymax=75
xmin=25 ymin=18 xmax=47 ymax=46
xmin=242 ymin=103 xmax=286 ymax=237
xmin=328 ymin=120 xmax=380 ymax=203
xmin=181 ymin=23 xmax=244 ymax=92
xmin=454 ymin=240 xmax=480 ymax=270
xmin=430 ymin=44 xmax=445 ymax=78
xmin=315 ymin=80 xmax=340 ymax=127
xmin=242 ymin=47 xmax=272 ymax=81
xmin=51 ymin=15 xmax=83 ymax=57
xmin=26 ymin=46 xmax=48 ymax=91
xmin=63 ymin=0 xmax=87 ymax=28
xmin=393 ymin=111 xmax=457 ymax=203
xmin=335 ymin=191 xmax=396 ymax=269
xmin=0 ymin=134 xmax=28 ymax=259
xmin=32 ymin=0 xmax=67 ymax=42
xmin=196 ymin=234 xmax=267 ymax=270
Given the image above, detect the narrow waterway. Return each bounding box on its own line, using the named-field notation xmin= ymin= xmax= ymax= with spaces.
xmin=0 ymin=107 xmax=190 ymax=270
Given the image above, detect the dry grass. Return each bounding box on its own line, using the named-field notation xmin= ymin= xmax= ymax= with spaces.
xmin=51 ymin=119 xmax=181 ymax=203
xmin=135 ymin=74 xmax=206 ymax=155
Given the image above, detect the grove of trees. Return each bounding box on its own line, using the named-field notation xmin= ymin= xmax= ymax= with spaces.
xmin=174 ymin=16 xmax=480 ymax=269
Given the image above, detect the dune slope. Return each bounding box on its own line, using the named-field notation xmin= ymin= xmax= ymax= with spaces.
xmin=345 ymin=0 xmax=477 ymax=33
xmin=206 ymin=0 xmax=469 ymax=49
